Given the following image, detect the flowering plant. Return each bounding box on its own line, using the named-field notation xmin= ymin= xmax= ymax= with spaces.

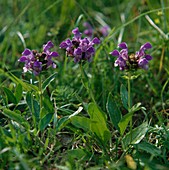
xmin=110 ymin=42 xmax=152 ymax=71
xmin=59 ymin=27 xmax=100 ymax=63
xmin=18 ymin=41 xmax=59 ymax=76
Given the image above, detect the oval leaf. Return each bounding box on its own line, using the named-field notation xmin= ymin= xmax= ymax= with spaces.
xmin=106 ymin=93 xmax=122 ymax=131
xmin=39 ymin=113 xmax=53 ymax=131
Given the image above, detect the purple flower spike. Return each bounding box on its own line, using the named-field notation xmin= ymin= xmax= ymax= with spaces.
xmin=60 ymin=27 xmax=100 ymax=63
xmin=19 ymin=41 xmax=59 ymax=76
xmin=83 ymin=22 xmax=93 ymax=38
xmin=110 ymin=42 xmax=152 ymax=71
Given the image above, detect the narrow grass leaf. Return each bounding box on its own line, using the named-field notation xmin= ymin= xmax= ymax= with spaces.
xmin=106 ymin=93 xmax=122 ymax=131
xmin=42 ymin=72 xmax=57 ymax=93
xmin=122 ymin=122 xmax=148 ymax=150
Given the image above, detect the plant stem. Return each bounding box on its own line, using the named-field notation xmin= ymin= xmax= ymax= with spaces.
xmin=39 ymin=75 xmax=43 ymax=110
xmin=80 ymin=63 xmax=96 ymax=103
xmin=128 ymin=72 xmax=132 ymax=143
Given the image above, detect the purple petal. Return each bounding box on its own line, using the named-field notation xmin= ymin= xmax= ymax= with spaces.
xmin=52 ymin=63 xmax=57 ymax=68
xmin=19 ymin=56 xmax=27 ymax=62
xmin=110 ymin=50 xmax=120 ymax=57
xmin=145 ymin=54 xmax=152 ymax=60
xmin=43 ymin=41 xmax=54 ymax=52
xmin=59 ymin=41 xmax=68 ymax=48
xmin=140 ymin=42 xmax=152 ymax=50
xmin=118 ymin=42 xmax=127 ymax=49
xmin=72 ymin=27 xmax=82 ymax=39
xmin=22 ymin=49 xmax=32 ymax=55
xmin=91 ymin=37 xmax=100 ymax=44
xmin=74 ymin=47 xmax=82 ymax=55
xmin=72 ymin=27 xmax=80 ymax=34
xmin=138 ymin=58 xmax=149 ymax=69
xmin=34 ymin=61 xmax=42 ymax=67
xmin=83 ymin=22 xmax=92 ymax=29
xmin=49 ymin=52 xmax=59 ymax=57
xmin=87 ymin=46 xmax=95 ymax=53
xmin=99 ymin=25 xmax=110 ymax=37
xmin=81 ymin=37 xmax=90 ymax=44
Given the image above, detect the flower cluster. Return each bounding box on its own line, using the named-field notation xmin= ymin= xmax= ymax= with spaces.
xmin=18 ymin=41 xmax=58 ymax=76
xmin=110 ymin=42 xmax=152 ymax=71
xmin=59 ymin=27 xmax=100 ymax=63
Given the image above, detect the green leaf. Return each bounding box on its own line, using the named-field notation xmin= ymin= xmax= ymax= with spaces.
xmin=2 ymin=109 xmax=27 ymax=126
xmin=122 ymin=122 xmax=148 ymax=150
xmin=120 ymin=84 xmax=128 ymax=110
xmin=15 ymin=83 xmax=23 ymax=103
xmin=39 ymin=113 xmax=53 ymax=131
xmin=26 ymin=92 xmax=33 ymax=111
xmin=26 ymin=92 xmax=40 ymax=123
xmin=106 ymin=93 xmax=122 ymax=131
xmin=33 ymin=99 xmax=40 ymax=122
xmin=42 ymin=97 xmax=54 ymax=113
xmin=67 ymin=148 xmax=90 ymax=161
xmin=0 ymin=69 xmax=38 ymax=91
xmin=129 ymin=102 xmax=142 ymax=113
xmin=70 ymin=116 xmax=90 ymax=132
xmin=118 ymin=112 xmax=133 ymax=136
xmin=56 ymin=116 xmax=69 ymax=131
xmin=42 ymin=72 xmax=57 ymax=93
xmin=136 ymin=141 xmax=161 ymax=156
xmin=88 ymin=102 xmax=111 ymax=144
xmin=3 ymin=87 xmax=17 ymax=104
xmin=56 ymin=107 xmax=83 ymax=131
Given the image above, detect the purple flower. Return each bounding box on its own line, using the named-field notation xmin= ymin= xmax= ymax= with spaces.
xmin=43 ymin=41 xmax=59 ymax=68
xmin=83 ymin=22 xmax=93 ymax=38
xmin=60 ymin=27 xmax=100 ymax=63
xmin=99 ymin=25 xmax=110 ymax=37
xmin=33 ymin=61 xmax=42 ymax=76
xmin=110 ymin=42 xmax=152 ymax=70
xmin=19 ymin=41 xmax=59 ymax=76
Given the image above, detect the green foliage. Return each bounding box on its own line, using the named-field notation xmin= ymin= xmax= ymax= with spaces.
xmin=122 ymin=122 xmax=149 ymax=150
xmin=106 ymin=93 xmax=122 ymax=131
xmin=88 ymin=103 xmax=111 ymax=145
xmin=120 ymin=84 xmax=128 ymax=110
